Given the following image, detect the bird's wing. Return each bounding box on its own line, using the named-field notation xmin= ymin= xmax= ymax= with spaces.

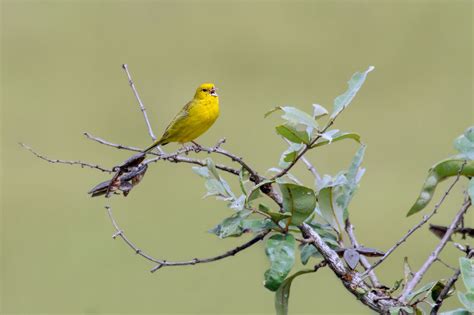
xmin=159 ymin=100 xmax=193 ymax=141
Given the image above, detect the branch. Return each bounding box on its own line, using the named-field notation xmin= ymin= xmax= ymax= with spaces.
xmin=20 ymin=142 xmax=113 ymax=173
xmin=84 ymin=132 xmax=240 ymax=176
xmin=121 ymin=64 xmax=157 ymax=142
xmin=361 ymin=173 xmax=463 ymax=278
xmin=399 ymin=198 xmax=471 ymax=303
xmin=105 ymin=206 xmax=269 ymax=273
xmin=345 ymin=219 xmax=381 ymax=287
xmin=430 ymin=249 xmax=474 ymax=314
xmin=272 ymin=108 xmax=342 ymax=180
xmin=299 ymin=223 xmax=402 ymax=313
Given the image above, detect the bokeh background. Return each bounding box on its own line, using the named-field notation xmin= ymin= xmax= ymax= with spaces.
xmin=1 ymin=0 xmax=472 ymax=314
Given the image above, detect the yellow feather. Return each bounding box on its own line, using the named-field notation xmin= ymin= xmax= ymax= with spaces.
xmin=144 ymin=83 xmax=219 ymax=152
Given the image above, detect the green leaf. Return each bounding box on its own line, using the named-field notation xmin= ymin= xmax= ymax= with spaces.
xmin=209 ymin=210 xmax=251 ymax=238
xmin=312 ymin=104 xmax=329 ymax=119
xmin=241 ymin=218 xmax=275 ymax=233
xmin=238 ymin=167 xmax=250 ymax=195
xmin=279 ymin=183 xmax=317 ymax=226
xmin=193 ymin=158 xmax=235 ymax=200
xmin=279 ymin=143 xmax=304 ymax=168
xmin=468 ymin=178 xmax=474 ymax=204
xmin=275 ymin=269 xmax=314 ymax=315
xmin=318 ymin=186 xmax=344 ymax=234
xmin=331 ymin=66 xmax=375 ymax=119
xmin=406 ymin=281 xmax=437 ymax=302
xmin=264 ymin=234 xmax=296 ymax=291
xmin=407 ymin=159 xmax=474 ymax=216
xmin=459 ymin=257 xmax=474 ymax=292
xmin=259 ymin=204 xmax=292 ymax=224
xmin=299 ymin=244 xmax=322 ymax=265
xmin=246 ymin=180 xmax=275 ymax=205
xmin=431 ymin=281 xmax=446 ymax=301
xmin=440 ymin=308 xmax=470 ymax=315
xmin=458 ymin=291 xmax=474 ymax=312
xmin=265 ymin=106 xmax=318 ymax=129
xmin=311 ymin=131 xmax=361 ymax=148
xmin=390 ymin=306 xmax=414 ymax=314
xmin=454 ymin=126 xmax=474 ymax=160
xmin=334 ymin=145 xmax=366 ymax=220
xmin=276 ymin=124 xmax=310 ymax=144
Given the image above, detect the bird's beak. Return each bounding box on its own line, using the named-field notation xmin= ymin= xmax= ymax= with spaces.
xmin=210 ymin=87 xmax=218 ymax=96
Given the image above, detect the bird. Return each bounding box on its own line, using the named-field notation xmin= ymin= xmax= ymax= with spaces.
xmin=143 ymin=83 xmax=219 ymax=153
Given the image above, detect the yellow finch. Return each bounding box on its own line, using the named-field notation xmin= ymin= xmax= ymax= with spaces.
xmin=144 ymin=83 xmax=219 ymax=153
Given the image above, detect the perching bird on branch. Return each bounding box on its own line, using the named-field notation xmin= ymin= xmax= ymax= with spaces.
xmin=143 ymin=83 xmax=219 ymax=152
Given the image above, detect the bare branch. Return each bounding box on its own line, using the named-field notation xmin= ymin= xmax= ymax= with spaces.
xmin=345 ymin=219 xmax=381 ymax=287
xmin=361 ymin=173 xmax=463 ymax=278
xmin=20 ymin=142 xmax=113 ymax=173
xmin=105 ymin=205 xmax=268 ymax=272
xmin=399 ymin=198 xmax=471 ymax=302
xmin=299 ymin=223 xmax=401 ymax=313
xmin=121 ymin=64 xmax=157 ymax=142
xmin=430 ymin=249 xmax=474 ymax=314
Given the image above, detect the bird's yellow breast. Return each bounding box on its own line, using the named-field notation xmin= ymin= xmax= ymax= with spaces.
xmin=165 ymin=96 xmax=219 ymax=144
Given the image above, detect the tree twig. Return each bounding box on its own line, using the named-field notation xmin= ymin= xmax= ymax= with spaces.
xmin=345 ymin=219 xmax=381 ymax=287
xmin=361 ymin=173 xmax=463 ymax=279
xmin=399 ymin=198 xmax=472 ymax=303
xmin=299 ymin=223 xmax=401 ymax=313
xmin=430 ymin=249 xmax=474 ymax=314
xmin=20 ymin=142 xmax=113 ymax=173
xmin=121 ymin=64 xmax=157 ymax=142
xmin=105 ymin=205 xmax=269 ymax=272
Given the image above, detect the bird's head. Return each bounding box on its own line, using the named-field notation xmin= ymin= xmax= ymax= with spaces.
xmin=195 ymin=83 xmax=218 ymax=99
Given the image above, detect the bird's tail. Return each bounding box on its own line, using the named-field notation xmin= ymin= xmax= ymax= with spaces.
xmin=143 ymin=139 xmax=167 ymax=153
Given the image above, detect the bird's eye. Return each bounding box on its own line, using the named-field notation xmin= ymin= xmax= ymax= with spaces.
xmin=202 ymin=89 xmax=208 ymax=92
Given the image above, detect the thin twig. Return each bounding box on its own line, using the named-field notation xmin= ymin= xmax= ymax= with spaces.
xmin=20 ymin=142 xmax=113 ymax=173
xmin=430 ymin=249 xmax=474 ymax=314
xmin=435 ymin=258 xmax=457 ymax=271
xmin=105 ymin=205 xmax=269 ymax=273
xmin=84 ymin=132 xmax=240 ymax=176
xmin=399 ymin=198 xmax=472 ymax=302
xmin=345 ymin=219 xmax=381 ymax=287
xmin=299 ymin=223 xmax=401 ymax=313
xmin=271 ymin=109 xmax=342 ymax=180
xmin=121 ymin=64 xmax=157 ymax=142
xmin=361 ymin=173 xmax=464 ymax=278
xmin=283 ymin=138 xmax=321 ymax=181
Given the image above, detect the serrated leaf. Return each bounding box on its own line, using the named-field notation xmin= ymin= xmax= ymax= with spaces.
xmin=343 ymin=248 xmax=360 ymax=269
xmin=454 ymin=126 xmax=474 ymax=160
xmin=459 ymin=257 xmax=474 ymax=292
xmin=458 ymin=292 xmax=474 ymax=312
xmin=264 ymin=234 xmax=296 ymax=291
xmin=276 ymin=124 xmax=310 ymax=144
xmin=275 ymin=269 xmax=314 ymax=315
xmin=279 ymin=183 xmax=317 ymax=226
xmin=311 ymin=131 xmax=361 ymax=148
xmin=407 ymin=159 xmax=474 ymax=216
xmin=312 ymin=104 xmax=329 ymax=119
xmin=331 ymin=66 xmax=374 ymax=119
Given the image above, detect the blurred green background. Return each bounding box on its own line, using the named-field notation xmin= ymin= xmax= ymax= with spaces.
xmin=1 ymin=0 xmax=472 ymax=314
